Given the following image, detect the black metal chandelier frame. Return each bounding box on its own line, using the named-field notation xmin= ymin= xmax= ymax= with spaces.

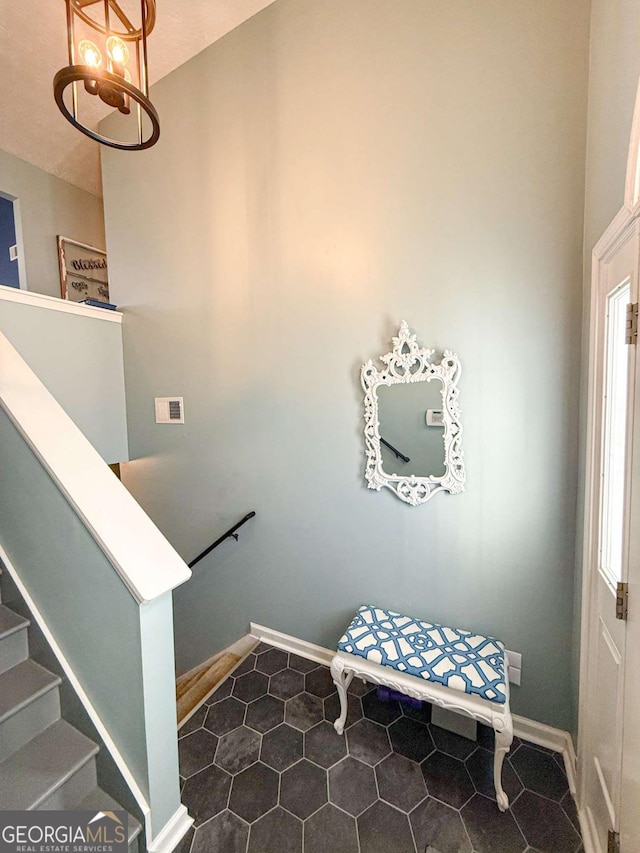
xmin=53 ymin=0 xmax=160 ymax=150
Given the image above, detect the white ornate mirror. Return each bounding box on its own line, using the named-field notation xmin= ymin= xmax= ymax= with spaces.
xmin=361 ymin=321 xmax=465 ymax=505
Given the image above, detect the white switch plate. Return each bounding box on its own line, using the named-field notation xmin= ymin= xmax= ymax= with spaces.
xmin=505 ymin=649 xmax=522 ymax=669
xmin=508 ymin=666 xmax=521 ymax=686
xmin=155 ymin=397 xmax=184 ymax=424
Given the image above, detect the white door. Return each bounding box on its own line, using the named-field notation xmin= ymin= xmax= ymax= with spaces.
xmin=620 ymin=236 xmax=640 ymax=851
xmin=579 ymin=217 xmax=639 ymax=853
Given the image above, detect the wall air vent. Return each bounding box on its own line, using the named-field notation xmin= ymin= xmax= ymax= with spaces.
xmin=155 ymin=397 xmax=184 ymax=424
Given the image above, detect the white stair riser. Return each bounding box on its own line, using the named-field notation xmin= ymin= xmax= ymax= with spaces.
xmin=0 ymin=591 xmax=143 ymax=843
xmin=36 ymin=758 xmax=97 ymax=811
xmin=0 ymin=687 xmax=61 ymax=762
xmin=0 ymin=627 xmax=28 ymax=675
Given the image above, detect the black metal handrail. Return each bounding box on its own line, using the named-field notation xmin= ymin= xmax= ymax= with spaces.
xmin=380 ymin=436 xmax=410 ymax=464
xmin=188 ymin=511 xmax=256 ymax=568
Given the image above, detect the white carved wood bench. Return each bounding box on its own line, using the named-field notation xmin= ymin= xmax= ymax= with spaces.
xmin=330 ymin=604 xmax=513 ymax=811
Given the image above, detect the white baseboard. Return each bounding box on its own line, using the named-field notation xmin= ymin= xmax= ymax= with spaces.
xmin=250 ymin=622 xmax=579 ymax=794
xmin=250 ymin=622 xmax=334 ymax=667
xmin=512 ymin=713 xmax=568 ymax=752
xmin=577 ymin=805 xmax=599 ymax=853
xmin=512 ymin=714 xmax=577 ymax=794
xmin=562 ymin=731 xmax=578 ymax=797
xmin=147 ymin=805 xmax=193 ymax=853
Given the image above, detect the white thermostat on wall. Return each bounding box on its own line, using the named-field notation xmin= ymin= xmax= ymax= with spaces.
xmin=155 ymin=397 xmax=184 ymax=424
xmin=426 ymin=409 xmax=443 ymax=427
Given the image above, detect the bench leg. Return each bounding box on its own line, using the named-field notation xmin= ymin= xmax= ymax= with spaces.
xmin=492 ymin=714 xmax=513 ymax=812
xmin=330 ymin=656 xmax=353 ymax=735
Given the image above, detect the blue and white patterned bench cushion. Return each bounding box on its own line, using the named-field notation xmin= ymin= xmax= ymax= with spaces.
xmin=337 ymin=605 xmax=507 ymax=704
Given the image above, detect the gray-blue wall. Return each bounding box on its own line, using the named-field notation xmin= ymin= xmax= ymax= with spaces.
xmin=0 ymin=149 xmax=105 ymax=297
xmin=102 ymin=0 xmax=590 ymax=731
xmin=0 ymin=295 xmax=129 ymax=464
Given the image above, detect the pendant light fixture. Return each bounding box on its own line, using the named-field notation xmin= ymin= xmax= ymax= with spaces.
xmin=53 ymin=0 xmax=160 ymax=150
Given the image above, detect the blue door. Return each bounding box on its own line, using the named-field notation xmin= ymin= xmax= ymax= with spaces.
xmin=0 ymin=195 xmax=19 ymax=288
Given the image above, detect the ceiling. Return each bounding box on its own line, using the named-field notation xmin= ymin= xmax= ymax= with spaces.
xmin=0 ymin=1 xmax=276 ymax=197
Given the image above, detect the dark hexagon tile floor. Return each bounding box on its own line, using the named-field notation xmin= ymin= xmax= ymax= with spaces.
xmin=178 ymin=643 xmax=583 ymax=853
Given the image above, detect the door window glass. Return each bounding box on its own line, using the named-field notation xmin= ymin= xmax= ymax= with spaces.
xmin=600 ymin=281 xmax=631 ymax=585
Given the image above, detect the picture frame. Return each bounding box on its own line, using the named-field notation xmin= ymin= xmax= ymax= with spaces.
xmin=57 ymin=236 xmax=109 ymax=303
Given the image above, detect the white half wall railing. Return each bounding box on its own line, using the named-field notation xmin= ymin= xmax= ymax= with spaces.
xmin=0 ymin=329 xmax=192 ymax=852
xmin=0 ymin=283 xmax=129 ymax=465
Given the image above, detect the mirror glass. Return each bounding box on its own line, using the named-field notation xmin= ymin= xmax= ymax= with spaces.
xmin=377 ymin=380 xmax=445 ymax=478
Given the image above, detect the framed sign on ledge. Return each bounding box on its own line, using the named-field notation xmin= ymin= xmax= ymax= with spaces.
xmin=57 ymin=236 xmax=109 ymax=303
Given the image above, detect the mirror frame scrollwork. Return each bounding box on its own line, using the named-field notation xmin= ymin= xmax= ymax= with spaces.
xmin=361 ymin=321 xmax=465 ymax=505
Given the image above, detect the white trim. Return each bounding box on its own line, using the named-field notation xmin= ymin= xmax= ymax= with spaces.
xmin=0 ymin=331 xmax=191 ymax=603
xmin=0 ymin=282 xmax=122 ymax=323
xmin=578 ymin=205 xmax=640 ymax=816
xmin=578 ymin=806 xmax=600 ymax=853
xmin=592 ymin=206 xmax=638 ymax=262
xmin=594 ymin=756 xmax=617 ymax=828
xmin=563 ymin=732 xmax=578 ymax=797
xmin=250 ymin=622 xmax=576 ymax=761
xmin=146 ymin=805 xmax=193 ymax=853
xmin=512 ymin=713 xmax=577 ymax=794
xmin=0 ymin=543 xmax=151 ymax=824
xmin=577 ymin=224 xmax=607 ymax=809
xmin=512 ymin=713 xmax=573 ymax=755
xmin=250 ymin=622 xmax=334 ymax=667
xmin=625 ymin=76 xmax=640 ymax=213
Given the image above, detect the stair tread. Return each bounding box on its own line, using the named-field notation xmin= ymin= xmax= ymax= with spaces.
xmin=0 ymin=660 xmax=61 ymax=723
xmin=75 ymin=787 xmax=143 ymax=844
xmin=0 ymin=605 xmax=29 ymax=640
xmin=0 ymin=719 xmax=98 ymax=810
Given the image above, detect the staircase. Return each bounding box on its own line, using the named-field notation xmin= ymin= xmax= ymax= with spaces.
xmin=0 ymin=584 xmax=142 ymax=851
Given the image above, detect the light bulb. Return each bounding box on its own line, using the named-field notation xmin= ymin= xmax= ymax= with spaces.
xmin=106 ymin=36 xmax=130 ymax=67
xmin=78 ymin=40 xmax=102 ymax=68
